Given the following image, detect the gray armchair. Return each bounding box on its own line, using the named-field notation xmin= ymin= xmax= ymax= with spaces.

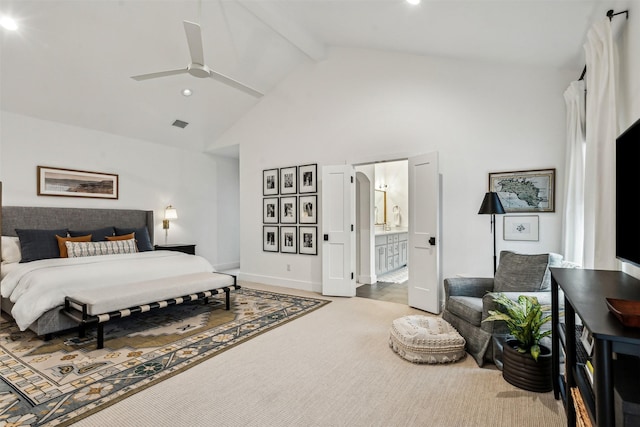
xmin=443 ymin=251 xmax=574 ymax=368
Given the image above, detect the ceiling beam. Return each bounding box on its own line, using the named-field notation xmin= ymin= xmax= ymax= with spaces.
xmin=236 ymin=0 xmax=326 ymax=62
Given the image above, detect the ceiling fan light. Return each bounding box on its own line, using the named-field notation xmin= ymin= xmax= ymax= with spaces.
xmin=182 ymin=88 xmax=192 ymax=97
xmin=406 ymin=0 xmax=421 ymax=5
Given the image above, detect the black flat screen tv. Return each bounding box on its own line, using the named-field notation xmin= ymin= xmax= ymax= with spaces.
xmin=616 ymin=118 xmax=640 ymax=266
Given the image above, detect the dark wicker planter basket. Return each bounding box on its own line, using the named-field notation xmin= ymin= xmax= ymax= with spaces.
xmin=502 ymin=339 xmax=552 ymax=393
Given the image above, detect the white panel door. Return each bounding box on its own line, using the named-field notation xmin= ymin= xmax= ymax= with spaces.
xmin=321 ymin=165 xmax=356 ymax=297
xmin=408 ymin=152 xmax=441 ymax=313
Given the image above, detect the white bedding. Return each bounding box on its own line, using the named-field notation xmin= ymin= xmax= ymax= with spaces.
xmin=0 ymin=251 xmax=215 ymax=331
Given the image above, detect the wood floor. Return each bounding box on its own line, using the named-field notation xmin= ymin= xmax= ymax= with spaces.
xmin=356 ymin=280 xmax=408 ymax=304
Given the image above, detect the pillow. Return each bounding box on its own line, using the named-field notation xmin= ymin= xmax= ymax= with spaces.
xmin=16 ymin=228 xmax=69 ymax=263
xmin=493 ymin=251 xmax=550 ymax=292
xmin=66 ymin=239 xmax=137 ymax=258
xmin=56 ymin=234 xmax=92 ymax=258
xmin=1 ymin=236 xmax=22 ymax=264
xmin=69 ymin=226 xmax=115 ymax=242
xmin=115 ymin=227 xmax=152 ymax=252
xmin=107 ymin=232 xmax=135 ymax=241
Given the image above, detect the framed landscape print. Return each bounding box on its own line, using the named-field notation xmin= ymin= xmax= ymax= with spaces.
xmin=263 ymin=226 xmax=279 ymax=252
xmin=280 ymin=196 xmax=297 ymax=224
xmin=489 ymin=168 xmax=555 ymax=212
xmin=503 ymin=215 xmax=539 ymax=241
xmin=280 ymin=166 xmax=297 ymax=195
xmin=263 ymin=198 xmax=279 ymax=224
xmin=280 ymin=226 xmax=297 ymax=254
xmin=37 ymin=166 xmax=118 ymax=199
xmin=298 ymin=163 xmax=317 ymax=194
xmin=299 ymin=226 xmax=317 ymax=255
xmin=263 ymin=168 xmax=279 ymax=196
xmin=299 ymin=195 xmax=317 ymax=224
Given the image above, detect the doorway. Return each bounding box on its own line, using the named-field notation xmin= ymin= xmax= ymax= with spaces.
xmin=354 ymin=160 xmax=409 ymax=304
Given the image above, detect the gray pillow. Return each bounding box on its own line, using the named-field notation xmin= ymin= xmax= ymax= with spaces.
xmin=16 ymin=228 xmax=69 ymax=262
xmin=493 ymin=251 xmax=550 ymax=292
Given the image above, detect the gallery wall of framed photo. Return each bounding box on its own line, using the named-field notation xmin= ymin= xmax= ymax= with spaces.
xmin=263 ymin=164 xmax=318 ymax=255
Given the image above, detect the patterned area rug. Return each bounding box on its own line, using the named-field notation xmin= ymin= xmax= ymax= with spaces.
xmin=0 ymin=287 xmax=329 ymax=426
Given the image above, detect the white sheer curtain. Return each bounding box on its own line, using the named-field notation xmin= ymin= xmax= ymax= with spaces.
xmin=582 ymin=18 xmax=618 ymax=269
xmin=561 ymin=80 xmax=585 ymax=264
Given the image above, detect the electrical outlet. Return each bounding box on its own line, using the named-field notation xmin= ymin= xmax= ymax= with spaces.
xmin=286 ymin=264 xmax=291 ymax=271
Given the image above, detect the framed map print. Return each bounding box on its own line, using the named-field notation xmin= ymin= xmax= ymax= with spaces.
xmin=489 ymin=168 xmax=555 ymax=213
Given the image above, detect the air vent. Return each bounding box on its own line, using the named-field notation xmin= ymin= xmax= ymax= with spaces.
xmin=172 ymin=119 xmax=189 ymax=129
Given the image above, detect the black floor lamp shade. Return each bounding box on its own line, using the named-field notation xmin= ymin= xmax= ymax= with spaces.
xmin=478 ymin=192 xmax=506 ymax=215
xmin=478 ymin=192 xmax=505 ymax=274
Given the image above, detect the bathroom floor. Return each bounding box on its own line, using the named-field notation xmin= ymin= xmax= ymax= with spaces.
xmin=356 ymin=280 xmax=408 ymax=304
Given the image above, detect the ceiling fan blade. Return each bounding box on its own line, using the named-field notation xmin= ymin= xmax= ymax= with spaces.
xmin=183 ymin=21 xmax=205 ymax=65
xmin=131 ymin=68 xmax=188 ymax=81
xmin=210 ymin=70 xmax=264 ymax=98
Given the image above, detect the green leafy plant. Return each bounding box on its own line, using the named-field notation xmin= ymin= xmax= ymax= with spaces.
xmin=482 ymin=294 xmax=552 ymax=361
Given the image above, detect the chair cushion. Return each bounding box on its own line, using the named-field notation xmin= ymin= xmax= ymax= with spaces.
xmin=494 ymin=251 xmax=550 ymax=292
xmin=447 ymin=296 xmax=483 ymax=326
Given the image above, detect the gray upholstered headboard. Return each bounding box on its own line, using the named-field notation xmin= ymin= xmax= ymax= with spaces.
xmin=1 ymin=206 xmax=154 ymax=244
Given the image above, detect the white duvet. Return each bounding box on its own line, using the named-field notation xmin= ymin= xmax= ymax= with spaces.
xmin=0 ymin=251 xmax=215 ymax=331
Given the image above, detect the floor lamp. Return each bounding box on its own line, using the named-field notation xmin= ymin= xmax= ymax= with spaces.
xmin=478 ymin=192 xmax=505 ymax=274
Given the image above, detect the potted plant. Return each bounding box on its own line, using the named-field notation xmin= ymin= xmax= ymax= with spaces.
xmin=483 ymin=293 xmax=553 ymax=392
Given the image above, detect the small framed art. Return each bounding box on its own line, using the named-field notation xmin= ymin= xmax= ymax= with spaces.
xmin=299 ymin=226 xmax=317 ymax=255
xmin=503 ymin=215 xmax=539 ymax=241
xmin=298 ymin=163 xmax=317 ymax=194
xmin=280 ymin=166 xmax=297 ymax=195
xmin=263 ymin=198 xmax=279 ymax=224
xmin=299 ymin=195 xmax=317 ymax=224
xmin=280 ymin=226 xmax=297 ymax=254
xmin=263 ymin=168 xmax=279 ymax=196
xmin=263 ymin=226 xmax=279 ymax=252
xmin=280 ymin=196 xmax=297 ymax=224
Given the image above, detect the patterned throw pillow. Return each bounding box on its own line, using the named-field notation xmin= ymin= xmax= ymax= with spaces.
xmin=65 ymin=239 xmax=137 ymax=258
xmin=56 ymin=234 xmax=92 ymax=258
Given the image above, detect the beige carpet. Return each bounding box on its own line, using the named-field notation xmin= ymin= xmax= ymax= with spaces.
xmin=72 ymin=281 xmax=567 ymax=427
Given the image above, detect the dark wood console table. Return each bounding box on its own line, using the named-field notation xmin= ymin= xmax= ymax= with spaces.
xmin=551 ymin=268 xmax=640 ymax=427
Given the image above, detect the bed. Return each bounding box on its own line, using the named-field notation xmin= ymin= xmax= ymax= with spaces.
xmin=0 ymin=206 xmax=230 ymax=339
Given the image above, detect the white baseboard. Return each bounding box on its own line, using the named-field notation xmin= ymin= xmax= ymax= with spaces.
xmin=238 ymin=272 xmax=320 ymax=293
xmin=357 ymin=275 xmax=376 ymax=285
xmin=214 ymin=261 xmax=240 ymax=272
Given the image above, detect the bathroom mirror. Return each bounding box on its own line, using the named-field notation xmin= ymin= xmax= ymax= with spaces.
xmin=375 ymin=190 xmax=387 ymax=225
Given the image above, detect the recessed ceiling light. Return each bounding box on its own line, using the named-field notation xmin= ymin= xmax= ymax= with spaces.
xmin=181 ymin=88 xmax=192 ymax=97
xmin=0 ymin=15 xmax=18 ymax=31
xmin=406 ymin=0 xmax=421 ymax=5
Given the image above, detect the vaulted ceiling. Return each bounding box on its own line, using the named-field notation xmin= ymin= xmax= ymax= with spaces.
xmin=0 ymin=1 xmax=630 ymax=156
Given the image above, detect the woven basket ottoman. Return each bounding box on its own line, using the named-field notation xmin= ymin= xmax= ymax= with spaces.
xmin=389 ymin=315 xmax=466 ymax=364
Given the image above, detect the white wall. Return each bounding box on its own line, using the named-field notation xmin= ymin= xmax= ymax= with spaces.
xmin=0 ymin=111 xmax=240 ymax=271
xmin=217 ymin=47 xmax=573 ymax=292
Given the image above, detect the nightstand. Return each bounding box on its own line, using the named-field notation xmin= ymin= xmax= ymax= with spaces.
xmin=154 ymin=244 xmax=196 ymax=255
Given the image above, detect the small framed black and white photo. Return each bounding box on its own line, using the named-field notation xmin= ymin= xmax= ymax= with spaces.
xmin=263 ymin=226 xmax=279 ymax=252
xmin=280 ymin=226 xmax=297 ymax=254
xmin=299 ymin=163 xmax=317 ymax=194
xmin=280 ymin=196 xmax=297 ymax=224
xmin=263 ymin=198 xmax=279 ymax=224
xmin=299 ymin=226 xmax=317 ymax=255
xmin=263 ymin=168 xmax=279 ymax=196
xmin=299 ymin=195 xmax=317 ymax=224
xmin=280 ymin=166 xmax=297 ymax=195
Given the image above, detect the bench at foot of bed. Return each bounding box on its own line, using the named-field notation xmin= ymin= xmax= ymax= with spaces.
xmin=63 ymin=272 xmax=239 ymax=349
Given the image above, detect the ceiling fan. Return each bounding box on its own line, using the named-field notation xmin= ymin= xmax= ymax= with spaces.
xmin=131 ymin=21 xmax=263 ymax=98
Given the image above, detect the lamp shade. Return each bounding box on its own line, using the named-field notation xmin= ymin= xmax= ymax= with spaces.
xmin=478 ymin=192 xmax=505 ymax=215
xmin=164 ymin=205 xmax=178 ymax=220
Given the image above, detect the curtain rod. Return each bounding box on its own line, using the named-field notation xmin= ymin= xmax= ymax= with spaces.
xmin=578 ymin=9 xmax=629 ymax=81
